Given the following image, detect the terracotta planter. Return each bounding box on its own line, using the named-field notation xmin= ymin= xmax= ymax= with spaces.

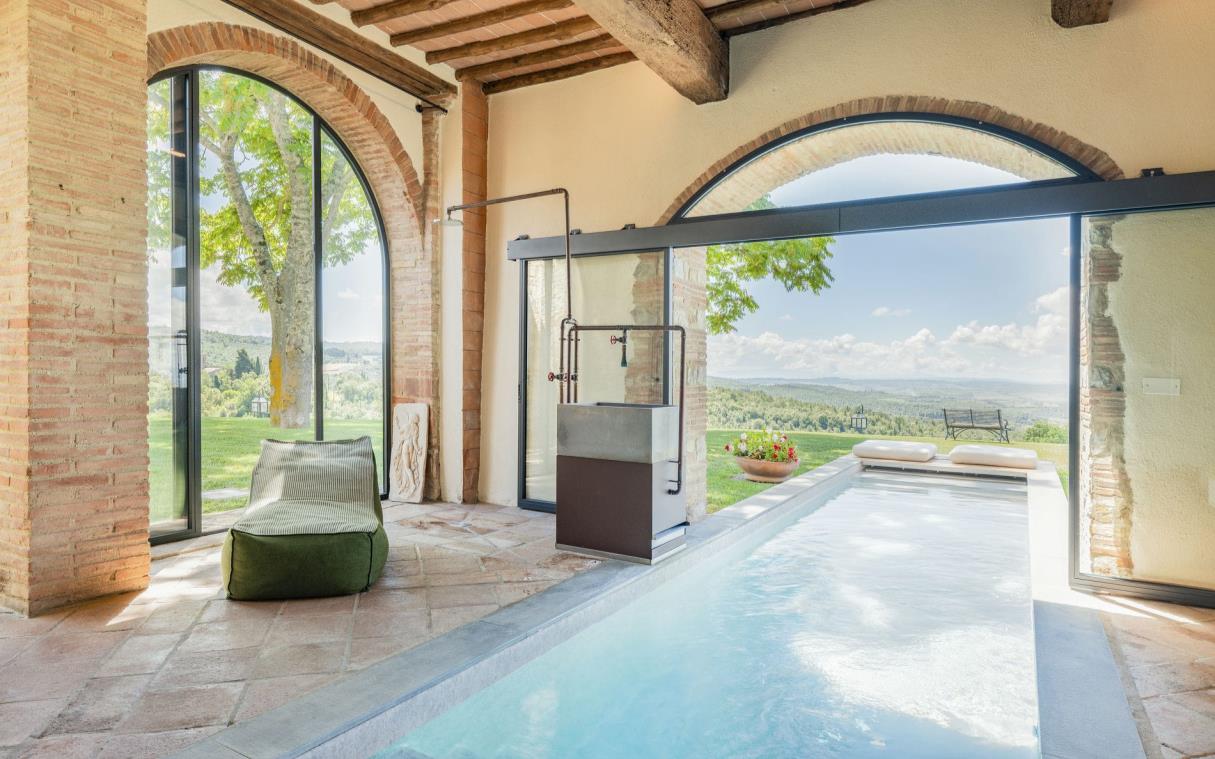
xmin=735 ymin=456 xmax=798 ymax=483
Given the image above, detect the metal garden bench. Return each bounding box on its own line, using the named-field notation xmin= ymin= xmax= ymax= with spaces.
xmin=942 ymin=408 xmax=1011 ymax=443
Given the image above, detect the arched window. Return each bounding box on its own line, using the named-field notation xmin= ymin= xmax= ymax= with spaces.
xmin=678 ymin=116 xmax=1093 ymax=218
xmin=146 ymin=68 xmax=388 ymax=541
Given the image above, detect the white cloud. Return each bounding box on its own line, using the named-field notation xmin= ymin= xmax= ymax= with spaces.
xmin=871 ymin=306 xmax=911 ymax=318
xmin=337 ymin=288 xmax=360 ymax=300
xmin=1033 ymin=286 xmax=1068 ymax=316
xmin=779 ymin=313 xmax=793 ymax=321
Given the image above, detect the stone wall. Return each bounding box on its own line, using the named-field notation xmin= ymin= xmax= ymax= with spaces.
xmin=1 ymin=0 xmax=151 ymax=615
xmin=1079 ymin=216 xmax=1134 ymax=577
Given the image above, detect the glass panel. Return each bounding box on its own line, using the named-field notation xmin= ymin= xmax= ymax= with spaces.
xmin=320 ymin=129 xmax=386 ymax=489
xmin=1077 ymin=207 xmax=1215 ymax=590
xmin=198 ymin=70 xmax=317 ymax=530
xmin=524 ymin=252 xmax=666 ymax=503
xmin=147 ymin=76 xmax=190 ymax=538
xmin=683 ymin=121 xmax=1077 ymax=217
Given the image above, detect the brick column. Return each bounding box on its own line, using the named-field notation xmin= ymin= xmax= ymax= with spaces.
xmin=420 ymin=105 xmax=445 ymax=500
xmin=0 ymin=0 xmax=150 ymax=615
xmin=672 ymin=248 xmax=708 ymax=521
xmin=461 ymin=86 xmax=488 ymax=503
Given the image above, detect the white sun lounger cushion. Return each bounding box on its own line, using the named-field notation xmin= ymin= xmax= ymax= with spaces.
xmin=948 ymin=444 xmax=1038 ymax=470
xmin=852 ymin=440 xmax=938 ymax=463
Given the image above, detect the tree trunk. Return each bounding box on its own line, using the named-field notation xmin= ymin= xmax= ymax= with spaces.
xmin=267 ymin=258 xmax=315 ymax=428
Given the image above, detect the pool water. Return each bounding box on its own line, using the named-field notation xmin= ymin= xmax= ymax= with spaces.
xmin=386 ymin=471 xmax=1037 ymax=758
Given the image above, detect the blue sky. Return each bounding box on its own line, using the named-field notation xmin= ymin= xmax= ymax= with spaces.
xmin=706 ymin=155 xmax=1072 ymax=383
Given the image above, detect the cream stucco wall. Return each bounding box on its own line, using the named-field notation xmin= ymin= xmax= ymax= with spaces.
xmin=477 ymin=0 xmax=1215 ymax=505
xmin=1110 ymin=209 xmax=1215 ymax=590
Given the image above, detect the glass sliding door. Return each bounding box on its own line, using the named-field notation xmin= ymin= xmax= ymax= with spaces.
xmin=319 ymin=128 xmax=387 ymax=490
xmin=520 ymin=250 xmax=668 ymax=508
xmin=146 ymin=75 xmax=192 ymax=540
xmin=1075 ymin=206 xmax=1215 ymax=599
xmin=146 ymin=67 xmax=389 ymax=542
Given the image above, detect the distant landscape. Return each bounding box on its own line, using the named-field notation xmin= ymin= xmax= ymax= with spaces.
xmin=709 ymin=376 xmax=1068 ymax=443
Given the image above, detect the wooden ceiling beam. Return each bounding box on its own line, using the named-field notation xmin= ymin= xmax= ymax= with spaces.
xmin=482 ymin=51 xmax=636 ymax=95
xmin=218 ymin=0 xmax=455 ymax=102
xmin=390 ymin=0 xmax=573 ymax=47
xmin=1051 ymin=0 xmax=1113 ymax=28
xmin=720 ymin=0 xmax=874 ymax=38
xmin=573 ymin=0 xmax=728 ymax=104
xmin=454 ymin=34 xmax=616 ymax=81
xmin=425 ymin=16 xmax=599 ymax=64
xmin=352 ymin=0 xmax=460 ymax=27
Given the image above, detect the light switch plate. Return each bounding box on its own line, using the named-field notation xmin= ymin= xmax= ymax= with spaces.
xmin=1142 ymin=377 xmax=1181 ymax=396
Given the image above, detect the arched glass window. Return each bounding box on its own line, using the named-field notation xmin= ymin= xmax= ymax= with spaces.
xmin=679 ymin=117 xmax=1089 ymax=218
xmin=146 ymin=68 xmax=388 ymax=542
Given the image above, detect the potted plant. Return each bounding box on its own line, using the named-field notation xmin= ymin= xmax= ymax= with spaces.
xmin=725 ymin=429 xmax=800 ymax=483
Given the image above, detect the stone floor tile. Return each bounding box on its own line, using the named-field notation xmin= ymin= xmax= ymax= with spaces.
xmin=253 ymin=642 xmax=346 ymax=679
xmin=10 ymin=732 xmax=102 ymax=759
xmin=496 ymin=581 xmax=556 ymax=606
xmin=420 ymin=554 xmax=483 ymax=575
xmin=420 ymin=570 xmax=498 ymax=587
xmin=118 ymin=683 xmax=243 ymax=733
xmin=265 ymin=613 xmax=352 ymax=647
xmin=1143 ymin=689 xmax=1215 ymax=757
xmin=351 ymin=609 xmax=429 ymax=640
xmin=136 ymin=601 xmax=206 ymax=634
xmin=0 ymin=612 xmax=67 ymax=640
xmin=54 ymin=596 xmax=151 ymax=634
xmin=0 ymin=699 xmax=66 ymax=747
xmin=425 ymin=584 xmax=499 ymax=609
xmin=346 ymin=636 xmax=428 ymax=671
xmin=95 ymin=633 xmax=181 ymax=677
xmin=43 ymin=674 xmax=151 ymax=734
xmin=277 ymin=595 xmax=356 ymax=618
xmin=0 ymin=637 xmax=33 ymax=668
xmin=149 ymin=647 xmax=259 ymax=690
xmin=0 ymin=659 xmax=94 ymax=703
xmin=1131 ymin=659 xmax=1215 ymax=699
xmin=430 ymin=605 xmax=499 ymax=636
xmin=176 ymin=619 xmax=271 ymax=654
xmin=233 ymin=674 xmax=337 ymax=722
xmin=95 ymin=726 xmax=225 ymax=759
xmin=22 ymin=631 xmax=126 ymax=665
xmin=196 ymin=599 xmax=283 ymax=624
xmin=354 ymin=589 xmax=427 ymax=613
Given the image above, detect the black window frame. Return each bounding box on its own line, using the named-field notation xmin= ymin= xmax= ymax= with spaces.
xmin=147 ymin=65 xmax=392 ymax=545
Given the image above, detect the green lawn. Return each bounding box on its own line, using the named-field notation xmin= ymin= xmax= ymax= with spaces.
xmin=706 ymin=429 xmax=1068 ymax=514
xmin=148 ymin=414 xmax=383 ymax=523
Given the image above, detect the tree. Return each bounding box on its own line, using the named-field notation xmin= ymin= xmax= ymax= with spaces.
xmin=191 ymin=72 xmax=375 ymax=427
xmin=233 ymin=348 xmax=256 ymax=379
xmin=705 ymin=196 xmax=835 ymax=334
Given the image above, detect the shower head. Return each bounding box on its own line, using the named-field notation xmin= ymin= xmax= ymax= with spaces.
xmin=435 ymin=216 xmax=464 ymax=227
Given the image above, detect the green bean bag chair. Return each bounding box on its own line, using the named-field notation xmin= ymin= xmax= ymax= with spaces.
xmin=222 ymin=437 xmax=389 ymax=601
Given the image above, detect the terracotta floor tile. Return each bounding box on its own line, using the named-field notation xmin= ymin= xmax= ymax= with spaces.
xmin=277 ymin=595 xmax=357 ymax=618
xmin=430 ymin=605 xmax=499 ymax=635
xmin=176 ymin=619 xmax=271 ymax=654
xmin=9 ymin=732 xmax=102 ymax=759
xmin=346 ymin=635 xmax=427 ymax=670
xmin=253 ymin=642 xmax=346 ymax=679
xmin=233 ymin=674 xmax=336 ymax=722
xmin=118 ymin=682 xmax=243 ymax=733
xmin=355 ymin=589 xmax=427 ymax=612
xmin=43 ymin=674 xmax=151 ymax=734
xmin=0 ymin=637 xmax=33 ymax=668
xmin=425 ymin=584 xmax=499 ymax=609
xmin=0 ymin=699 xmax=66 ymax=747
xmin=1131 ymin=659 xmax=1215 ymax=699
xmin=265 ymin=613 xmax=353 ymax=647
xmin=95 ymin=633 xmax=181 ymax=677
xmin=136 ymin=601 xmax=206 ymax=634
xmin=148 ymin=647 xmax=259 ymax=690
xmin=196 ymin=599 xmax=283 ymax=624
xmin=420 ymin=555 xmax=483 ymax=575
xmin=94 ymin=726 xmax=224 ymax=759
xmin=1143 ymin=690 xmax=1215 ymax=756
xmin=54 ymin=597 xmax=151 ymax=634
xmin=0 ymin=612 xmax=67 ymax=640
xmin=351 ymin=609 xmax=429 ymax=640
xmin=421 ymin=570 xmax=498 ymax=587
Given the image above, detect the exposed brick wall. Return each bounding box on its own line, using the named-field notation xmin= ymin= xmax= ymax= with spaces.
xmin=658 ymin=95 xmax=1124 ymax=224
xmin=420 ymin=106 xmax=444 ymax=499
xmin=672 ymin=248 xmax=709 ymax=521
xmin=1 ymin=0 xmax=151 ymax=615
xmin=147 ymin=23 xmax=443 ymax=498
xmin=1079 ymin=216 xmax=1133 ymax=577
xmin=461 ymin=85 xmax=488 ymax=503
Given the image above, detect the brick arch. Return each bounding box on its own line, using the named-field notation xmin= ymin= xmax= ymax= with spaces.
xmin=147 ymin=23 xmax=441 ymax=495
xmin=658 ymin=95 xmax=1124 ymax=223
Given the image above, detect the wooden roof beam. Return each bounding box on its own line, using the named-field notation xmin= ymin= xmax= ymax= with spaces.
xmin=390 ymin=0 xmax=573 ymax=47
xmin=454 ymin=34 xmax=616 ymax=81
xmin=572 ymin=0 xmax=728 ymax=104
xmin=1052 ymin=0 xmax=1113 ymax=28
xmin=483 ymin=52 xmax=636 ymax=95
xmin=425 ymin=16 xmax=599 ymax=64
xmin=352 ymin=0 xmax=460 ymax=28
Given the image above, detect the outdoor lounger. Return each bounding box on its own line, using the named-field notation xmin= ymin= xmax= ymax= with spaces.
xmin=222 ymin=437 xmax=388 ymax=601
